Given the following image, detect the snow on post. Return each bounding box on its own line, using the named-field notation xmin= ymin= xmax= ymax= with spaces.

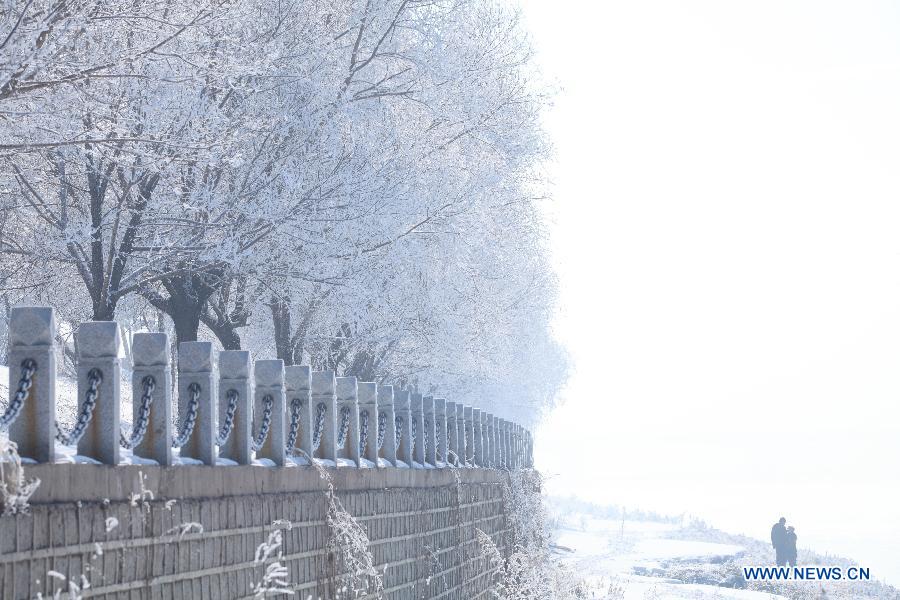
xmin=455 ymin=404 xmax=466 ymax=467
xmin=311 ymin=371 xmax=337 ymax=463
xmin=376 ymin=385 xmax=397 ymax=467
xmin=335 ymin=377 xmax=360 ymax=468
xmin=255 ymin=360 xmax=286 ymax=466
xmin=472 ymin=408 xmax=484 ymax=467
xmin=177 ymin=342 xmax=217 ymax=465
xmin=358 ymin=382 xmax=378 ymax=465
xmin=76 ymin=322 xmax=121 ymax=465
xmin=434 ymin=398 xmax=447 ymax=466
xmin=446 ymin=401 xmax=459 ymax=466
xmin=423 ymin=395 xmax=436 ymax=467
xmin=285 ymin=366 xmax=312 ymax=459
xmin=463 ymin=406 xmax=474 ymax=467
xmin=394 ymin=390 xmax=413 ymax=466
xmin=218 ymin=351 xmax=252 ymax=465
xmin=411 ymin=392 xmax=425 ymax=467
xmin=132 ymin=333 xmax=173 ymax=466
xmin=7 ymin=306 xmax=57 ymax=463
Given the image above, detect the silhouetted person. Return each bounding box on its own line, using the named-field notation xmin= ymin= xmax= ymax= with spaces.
xmin=785 ymin=526 xmax=798 ymax=566
xmin=771 ymin=517 xmax=788 ymax=565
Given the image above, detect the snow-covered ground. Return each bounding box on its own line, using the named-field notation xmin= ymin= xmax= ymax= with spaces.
xmin=551 ymin=502 xmax=900 ymax=600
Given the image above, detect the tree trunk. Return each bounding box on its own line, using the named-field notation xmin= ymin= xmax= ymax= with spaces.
xmin=270 ymin=299 xmax=293 ymax=365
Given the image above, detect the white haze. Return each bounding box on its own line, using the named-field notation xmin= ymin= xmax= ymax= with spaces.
xmin=524 ymin=0 xmax=900 ymax=586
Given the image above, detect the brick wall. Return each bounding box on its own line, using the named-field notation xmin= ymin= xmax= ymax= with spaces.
xmin=0 ymin=466 xmax=511 ymax=600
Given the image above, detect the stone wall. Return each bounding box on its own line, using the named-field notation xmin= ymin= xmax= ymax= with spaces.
xmin=0 ymin=466 xmax=512 ymax=600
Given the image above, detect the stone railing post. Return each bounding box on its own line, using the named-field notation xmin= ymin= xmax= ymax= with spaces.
xmin=484 ymin=412 xmax=494 ymax=468
xmin=285 ymin=366 xmax=312 ymax=460
xmin=336 ymin=377 xmax=360 ymax=467
xmin=254 ymin=359 xmax=286 ymax=466
xmin=218 ymin=350 xmax=252 ymax=465
xmin=455 ymin=404 xmax=466 ymax=466
xmin=463 ymin=406 xmax=474 ymax=466
xmin=7 ymin=306 xmax=57 ymax=463
xmin=526 ymin=430 xmax=534 ymax=468
xmin=411 ymin=392 xmax=425 ymax=467
xmin=358 ymin=382 xmax=378 ymax=465
xmin=394 ymin=390 xmax=413 ymax=466
xmin=177 ymin=342 xmax=217 ymax=465
xmin=434 ymin=398 xmax=447 ymax=466
xmin=311 ymin=371 xmax=337 ymax=463
xmin=493 ymin=415 xmax=502 ymax=468
xmin=132 ymin=333 xmax=173 ymax=466
xmin=472 ymin=408 xmax=483 ymax=467
xmin=505 ymin=420 xmax=514 ymax=469
xmin=480 ymin=411 xmax=490 ymax=468
xmin=517 ymin=424 xmax=525 ymax=469
xmin=446 ymin=401 xmax=459 ymax=466
xmin=377 ymin=385 xmax=396 ymax=467
xmin=75 ymin=322 xmax=121 ymax=465
xmin=423 ymin=395 xmax=436 ymax=467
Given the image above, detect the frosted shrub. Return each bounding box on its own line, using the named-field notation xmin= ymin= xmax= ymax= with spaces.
xmin=476 ymin=468 xmax=589 ymax=599
xmin=307 ymin=456 xmax=383 ymax=598
xmin=0 ymin=432 xmax=40 ymax=515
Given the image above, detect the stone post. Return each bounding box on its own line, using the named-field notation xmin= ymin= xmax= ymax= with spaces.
xmin=423 ymin=395 xmax=436 ymax=467
xmin=516 ymin=424 xmax=525 ymax=469
xmin=177 ymin=342 xmax=216 ymax=465
xmin=311 ymin=371 xmax=337 ymax=463
xmin=8 ymin=306 xmax=56 ymax=463
xmin=503 ymin=420 xmax=513 ymax=469
xmin=446 ymin=401 xmax=459 ymax=466
xmin=480 ymin=411 xmax=490 ymax=468
xmin=75 ymin=322 xmax=121 ymax=465
xmin=472 ymin=408 xmax=483 ymax=467
xmin=455 ymin=404 xmax=466 ymax=466
xmin=394 ymin=390 xmax=413 ymax=466
xmin=376 ymin=385 xmax=396 ymax=467
xmin=493 ymin=415 xmax=502 ymax=468
xmin=132 ymin=333 xmax=173 ymax=466
xmin=358 ymin=382 xmax=378 ymax=465
xmin=285 ymin=366 xmax=312 ymax=459
xmin=411 ymin=392 xmax=425 ymax=467
xmin=463 ymin=406 xmax=474 ymax=466
xmin=335 ymin=377 xmax=360 ymax=467
xmin=254 ymin=359 xmax=286 ymax=466
xmin=526 ymin=430 xmax=534 ymax=467
xmin=217 ymin=351 xmax=252 ymax=465
xmin=434 ymin=398 xmax=447 ymax=466
xmin=484 ymin=412 xmax=494 ymax=468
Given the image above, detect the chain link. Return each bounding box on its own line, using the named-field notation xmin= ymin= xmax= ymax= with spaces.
xmin=286 ymin=398 xmax=302 ymax=450
xmin=336 ymin=406 xmax=351 ymax=448
xmin=358 ymin=410 xmax=369 ymax=456
xmin=56 ymin=368 xmax=102 ymax=445
xmin=172 ymin=382 xmax=201 ymax=448
xmin=120 ymin=376 xmax=155 ymax=449
xmin=215 ymin=389 xmax=239 ymax=446
xmin=250 ymin=394 xmax=274 ymax=452
xmin=411 ymin=417 xmax=417 ymax=454
xmin=435 ymin=418 xmax=444 ymax=462
xmin=377 ymin=411 xmax=387 ymax=450
xmin=394 ymin=415 xmax=403 ymax=451
xmin=312 ymin=402 xmax=327 ymax=451
xmin=423 ymin=418 xmax=430 ymax=459
xmin=0 ymin=359 xmax=36 ymax=429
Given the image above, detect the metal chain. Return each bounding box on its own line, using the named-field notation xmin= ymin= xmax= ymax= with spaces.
xmin=394 ymin=415 xmax=403 ymax=451
xmin=411 ymin=418 xmax=417 ymax=450
xmin=215 ymin=389 xmax=239 ymax=446
xmin=423 ymin=418 xmax=430 ymax=459
xmin=312 ymin=402 xmax=326 ymax=451
xmin=250 ymin=394 xmax=274 ymax=452
xmin=358 ymin=410 xmax=369 ymax=456
xmin=286 ymin=398 xmax=302 ymax=450
xmin=56 ymin=368 xmax=103 ymax=445
xmin=120 ymin=376 xmax=155 ymax=449
xmin=336 ymin=406 xmax=351 ymax=448
xmin=435 ymin=419 xmax=443 ymax=462
xmin=0 ymin=359 xmax=36 ymax=429
xmin=172 ymin=382 xmax=201 ymax=448
xmin=377 ymin=411 xmax=387 ymax=450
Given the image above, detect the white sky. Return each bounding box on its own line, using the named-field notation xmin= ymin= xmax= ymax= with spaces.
xmin=523 ymin=0 xmax=900 ymax=585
